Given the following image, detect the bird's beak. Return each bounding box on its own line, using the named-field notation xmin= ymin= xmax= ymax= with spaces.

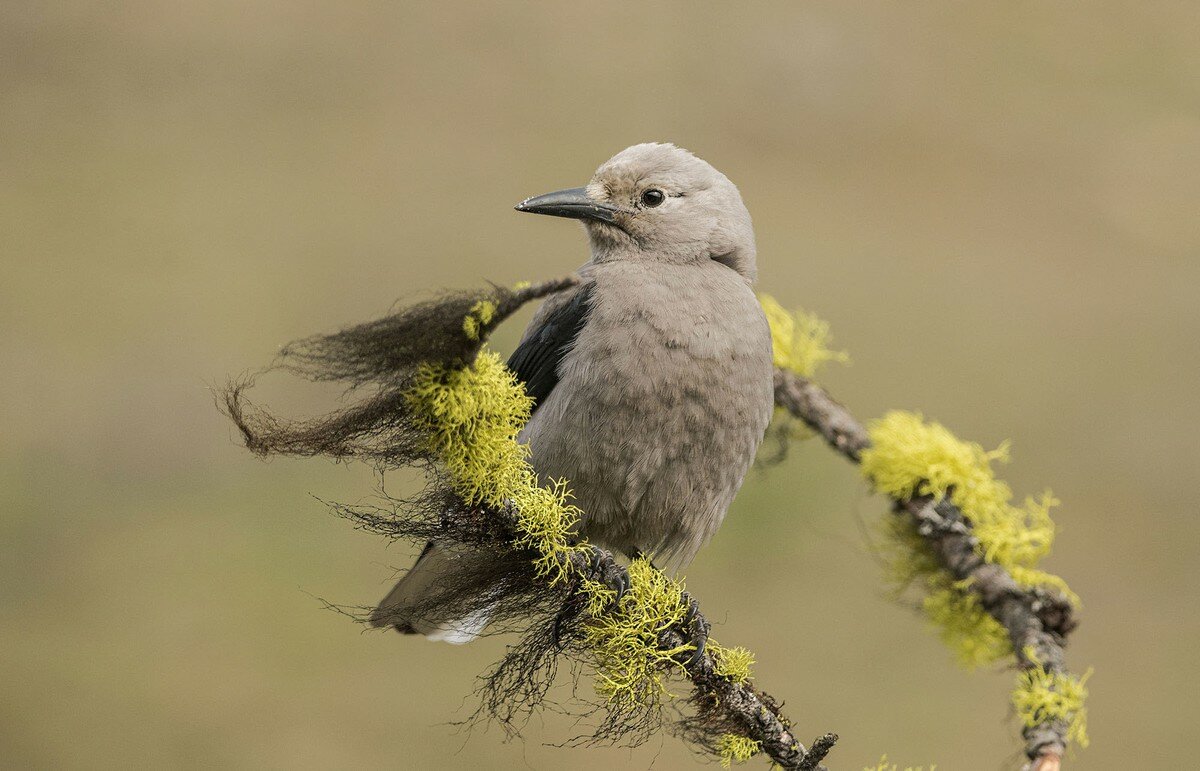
xmin=514 ymin=186 xmax=620 ymax=224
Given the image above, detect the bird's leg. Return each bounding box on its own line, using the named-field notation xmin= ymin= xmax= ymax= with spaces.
xmin=584 ymin=543 xmax=629 ymax=609
xmin=629 ymin=549 xmax=661 ymax=570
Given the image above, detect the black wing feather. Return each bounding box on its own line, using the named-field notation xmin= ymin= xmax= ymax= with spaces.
xmin=506 ymin=283 xmax=595 ymax=412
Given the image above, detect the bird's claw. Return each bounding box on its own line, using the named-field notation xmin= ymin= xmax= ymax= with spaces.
xmin=585 ymin=544 xmax=629 ymax=609
xmin=579 ymin=548 xmax=705 ymax=668
xmin=679 ymin=592 xmax=708 ymax=669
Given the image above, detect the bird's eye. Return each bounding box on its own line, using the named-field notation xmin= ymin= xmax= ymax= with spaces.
xmin=640 ymin=189 xmax=666 ymax=208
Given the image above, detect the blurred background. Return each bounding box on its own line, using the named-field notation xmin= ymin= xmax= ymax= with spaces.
xmin=3 ymin=2 xmax=1197 ymax=768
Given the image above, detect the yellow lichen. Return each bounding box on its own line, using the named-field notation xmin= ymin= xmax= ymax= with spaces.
xmin=717 ymin=733 xmax=761 ymax=768
xmin=509 ymin=477 xmax=591 ymax=585
xmin=863 ymin=410 xmax=1089 ymax=750
xmin=758 ymin=294 xmax=848 ymax=378
xmin=581 ymin=557 xmax=695 ymax=705
xmin=876 ymin=516 xmax=1010 ymax=667
xmin=921 ymin=583 xmax=1012 ymax=668
xmin=462 ymin=299 xmax=498 ymax=341
xmin=864 ymin=754 xmax=937 ymax=771
xmin=708 ymin=641 xmax=755 ymax=684
xmin=1013 ymin=665 xmax=1092 ymax=748
xmin=405 ymin=350 xmax=533 ymax=507
xmin=876 ymin=514 xmax=942 ymax=593
xmin=406 ymin=345 xmax=759 ymax=723
xmin=862 ymin=411 xmax=1072 ymax=601
xmin=1010 ymin=566 xmax=1082 ymax=607
xmin=405 ymin=349 xmax=586 ymax=584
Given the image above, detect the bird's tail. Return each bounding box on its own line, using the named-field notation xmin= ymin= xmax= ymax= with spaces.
xmin=368 ymin=542 xmax=494 ymax=644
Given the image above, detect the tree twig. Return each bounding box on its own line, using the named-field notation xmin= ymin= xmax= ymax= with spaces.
xmin=773 ymin=369 xmax=1080 ymax=768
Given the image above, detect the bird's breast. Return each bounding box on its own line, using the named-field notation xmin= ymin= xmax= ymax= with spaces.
xmin=520 ymin=261 xmax=775 ymax=564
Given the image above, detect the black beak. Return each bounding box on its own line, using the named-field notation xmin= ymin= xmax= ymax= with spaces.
xmin=514 ymin=186 xmax=620 ymax=224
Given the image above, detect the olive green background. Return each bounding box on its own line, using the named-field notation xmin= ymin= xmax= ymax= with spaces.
xmin=3 ymin=3 xmax=1197 ymax=769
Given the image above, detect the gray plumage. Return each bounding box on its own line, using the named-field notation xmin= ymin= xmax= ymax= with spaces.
xmin=370 ymin=143 xmax=774 ymax=642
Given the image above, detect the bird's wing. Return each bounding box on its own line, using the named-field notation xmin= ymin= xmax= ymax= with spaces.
xmin=506 ymin=281 xmax=596 ymax=412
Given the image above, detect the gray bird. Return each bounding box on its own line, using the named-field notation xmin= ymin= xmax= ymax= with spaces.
xmin=370 ymin=143 xmax=775 ymax=642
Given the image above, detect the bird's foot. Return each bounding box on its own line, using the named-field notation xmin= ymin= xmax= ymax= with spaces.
xmin=584 ymin=544 xmax=630 ymax=610
xmin=678 ymin=592 xmax=708 ymax=669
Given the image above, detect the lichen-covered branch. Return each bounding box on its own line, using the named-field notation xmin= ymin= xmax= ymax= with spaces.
xmin=541 ymin=529 xmax=838 ymax=771
xmin=222 ymin=277 xmax=836 ymax=770
xmin=224 ymin=279 xmax=1085 ymax=770
xmin=774 ymin=369 xmax=1083 ymax=768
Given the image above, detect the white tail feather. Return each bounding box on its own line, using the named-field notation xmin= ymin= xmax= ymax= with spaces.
xmin=369 ymin=543 xmax=493 ymax=644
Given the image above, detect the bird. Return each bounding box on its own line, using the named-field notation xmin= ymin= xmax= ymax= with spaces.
xmin=369 ymin=143 xmax=775 ymax=643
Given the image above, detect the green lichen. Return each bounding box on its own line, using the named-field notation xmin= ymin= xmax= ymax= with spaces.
xmin=717 ymin=733 xmax=761 ymax=768
xmin=1010 ymin=566 xmax=1082 ymax=607
xmin=758 ymin=294 xmax=849 ymax=379
xmin=1013 ymin=664 xmax=1092 ymax=748
xmin=876 ymin=513 xmax=941 ymax=592
xmin=510 ymin=477 xmax=592 ymax=585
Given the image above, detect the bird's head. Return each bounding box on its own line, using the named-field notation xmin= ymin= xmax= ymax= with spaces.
xmin=515 ymin=143 xmax=757 ymax=282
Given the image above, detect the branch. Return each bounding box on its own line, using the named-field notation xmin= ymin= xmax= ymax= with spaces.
xmin=480 ymin=502 xmax=839 ymax=770
xmin=223 ymin=274 xmax=837 ymax=768
xmin=774 ymin=370 xmax=1080 ymax=768
xmin=226 ymin=276 xmax=1079 ymax=768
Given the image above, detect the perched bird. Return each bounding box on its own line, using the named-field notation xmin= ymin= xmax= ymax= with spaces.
xmin=370 ymin=143 xmax=775 ymax=642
